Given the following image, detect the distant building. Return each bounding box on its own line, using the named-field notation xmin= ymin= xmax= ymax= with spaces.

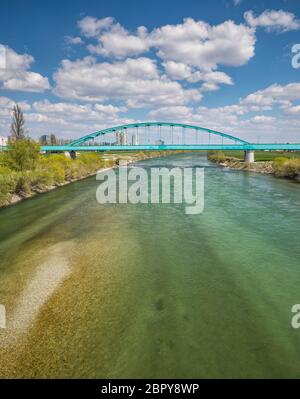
xmin=131 ymin=134 xmax=139 ymax=146
xmin=121 ymin=132 xmax=128 ymax=145
xmin=0 ymin=136 xmax=8 ymax=147
xmin=115 ymin=131 xmax=128 ymax=145
xmin=116 ymin=131 xmax=121 ymax=145
xmin=39 ymin=135 xmax=50 ymax=145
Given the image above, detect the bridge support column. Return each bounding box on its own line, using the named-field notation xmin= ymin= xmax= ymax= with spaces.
xmin=69 ymin=151 xmax=77 ymax=159
xmin=244 ymin=150 xmax=255 ymax=163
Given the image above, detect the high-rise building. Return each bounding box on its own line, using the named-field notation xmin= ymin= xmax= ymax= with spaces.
xmin=116 ymin=131 xmax=128 ymax=145
xmin=121 ymin=132 xmax=128 ymax=145
xmin=131 ymin=134 xmax=139 ymax=145
xmin=116 ymin=131 xmax=121 ymax=145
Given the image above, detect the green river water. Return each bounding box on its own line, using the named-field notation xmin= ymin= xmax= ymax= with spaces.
xmin=0 ymin=153 xmax=300 ymax=378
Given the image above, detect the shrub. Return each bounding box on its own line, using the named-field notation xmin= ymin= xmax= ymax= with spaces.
xmin=208 ymin=152 xmax=226 ymax=163
xmin=5 ymin=139 xmax=40 ymax=171
xmin=273 ymin=158 xmax=300 ymax=179
xmin=30 ymin=169 xmax=55 ymax=191
xmin=0 ymin=167 xmax=18 ymax=205
xmin=15 ymin=172 xmax=32 ymax=195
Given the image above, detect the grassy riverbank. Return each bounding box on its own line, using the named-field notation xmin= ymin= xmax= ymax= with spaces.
xmin=0 ymin=140 xmax=181 ymax=208
xmin=208 ymin=151 xmax=300 ymax=182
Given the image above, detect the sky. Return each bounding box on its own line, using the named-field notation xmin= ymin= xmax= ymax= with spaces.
xmin=0 ymin=0 xmax=300 ymax=142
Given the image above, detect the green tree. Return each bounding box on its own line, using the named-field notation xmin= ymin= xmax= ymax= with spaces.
xmin=10 ymin=104 xmax=26 ymax=140
xmin=6 ymin=139 xmax=40 ymax=171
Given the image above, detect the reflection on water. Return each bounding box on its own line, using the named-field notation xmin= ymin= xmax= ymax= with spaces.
xmin=0 ymin=153 xmax=300 ymax=378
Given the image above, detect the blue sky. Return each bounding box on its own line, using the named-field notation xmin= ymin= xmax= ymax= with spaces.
xmin=0 ymin=0 xmax=300 ymax=142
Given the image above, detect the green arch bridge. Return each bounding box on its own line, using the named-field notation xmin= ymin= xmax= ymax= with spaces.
xmin=26 ymin=122 xmax=300 ymax=161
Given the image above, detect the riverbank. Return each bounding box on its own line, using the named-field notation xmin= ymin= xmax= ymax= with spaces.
xmin=0 ymin=149 xmax=182 ymax=209
xmin=208 ymin=152 xmax=300 ymax=183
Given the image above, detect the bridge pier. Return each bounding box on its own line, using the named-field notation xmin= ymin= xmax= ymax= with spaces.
xmin=69 ymin=150 xmax=77 ymax=160
xmin=244 ymin=150 xmax=255 ymax=163
xmin=64 ymin=150 xmax=77 ymax=159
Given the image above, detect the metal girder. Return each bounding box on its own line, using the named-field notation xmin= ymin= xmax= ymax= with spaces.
xmin=68 ymin=122 xmax=250 ymax=146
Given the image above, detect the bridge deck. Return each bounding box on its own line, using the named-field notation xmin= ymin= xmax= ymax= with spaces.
xmin=38 ymin=144 xmax=300 ymax=152
xmin=2 ymin=144 xmax=300 ymax=152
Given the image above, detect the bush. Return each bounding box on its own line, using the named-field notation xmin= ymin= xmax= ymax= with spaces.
xmin=5 ymin=139 xmax=40 ymax=171
xmin=208 ymin=152 xmax=226 ymax=163
xmin=273 ymin=158 xmax=300 ymax=179
xmin=39 ymin=156 xmax=65 ymax=184
xmin=15 ymin=172 xmax=32 ymax=195
xmin=0 ymin=167 xmax=18 ymax=205
xmin=30 ymin=169 xmax=55 ymax=191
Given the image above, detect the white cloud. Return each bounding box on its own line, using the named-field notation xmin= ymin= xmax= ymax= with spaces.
xmin=78 ymin=16 xmax=114 ymax=38
xmin=148 ymin=18 xmax=255 ymax=71
xmin=285 ymin=104 xmax=300 ymax=114
xmin=163 ymin=61 xmax=233 ymax=90
xmin=53 ymin=56 xmax=201 ymax=106
xmin=77 ymin=16 xmax=255 ymax=77
xmin=79 ymin=16 xmax=149 ymax=58
xmin=162 ymin=61 xmax=192 ymax=80
xmin=0 ymin=45 xmax=50 ymax=92
xmin=0 ymin=96 xmax=134 ymax=138
xmin=65 ymin=36 xmax=84 ymax=45
xmin=241 ymin=83 xmax=300 ymax=109
xmin=244 ymin=9 xmax=300 ymax=32
xmin=32 ymin=100 xmax=125 ymax=121
xmin=251 ymin=115 xmax=275 ymax=123
xmin=148 ymin=106 xmax=192 ymax=120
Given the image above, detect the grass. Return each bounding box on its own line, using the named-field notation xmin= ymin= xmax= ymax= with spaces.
xmin=219 ymin=150 xmax=300 ymax=161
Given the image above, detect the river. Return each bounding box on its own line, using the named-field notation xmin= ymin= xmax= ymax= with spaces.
xmin=0 ymin=153 xmax=300 ymax=378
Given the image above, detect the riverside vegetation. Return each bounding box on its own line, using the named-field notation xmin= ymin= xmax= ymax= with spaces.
xmin=0 ymin=139 xmax=176 ymax=208
xmin=208 ymin=151 xmax=300 ymax=182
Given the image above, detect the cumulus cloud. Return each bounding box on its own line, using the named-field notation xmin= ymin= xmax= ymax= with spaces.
xmin=60 ymin=15 xmax=259 ymax=100
xmin=149 ymin=18 xmax=255 ymax=71
xmin=32 ymin=99 xmax=125 ymax=121
xmin=250 ymin=115 xmax=275 ymax=123
xmin=79 ymin=16 xmax=149 ymax=58
xmin=163 ymin=60 xmax=233 ymax=90
xmin=65 ymin=36 xmax=84 ymax=45
xmin=0 ymin=45 xmax=50 ymax=92
xmin=77 ymin=16 xmax=255 ymax=73
xmin=148 ymin=106 xmax=193 ymax=120
xmin=244 ymin=9 xmax=300 ymax=32
xmin=53 ymin=56 xmax=201 ymax=106
xmin=241 ymin=83 xmax=300 ymax=110
xmin=78 ymin=16 xmax=114 ymax=38
xmin=0 ymin=96 xmax=134 ymax=138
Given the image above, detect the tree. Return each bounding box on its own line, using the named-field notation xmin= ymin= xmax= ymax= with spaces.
xmin=6 ymin=139 xmax=40 ymax=171
xmin=10 ymin=104 xmax=26 ymax=140
xmin=50 ymin=134 xmax=57 ymax=145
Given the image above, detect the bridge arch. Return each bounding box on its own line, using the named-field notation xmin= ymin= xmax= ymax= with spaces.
xmin=69 ymin=122 xmax=249 ymax=146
